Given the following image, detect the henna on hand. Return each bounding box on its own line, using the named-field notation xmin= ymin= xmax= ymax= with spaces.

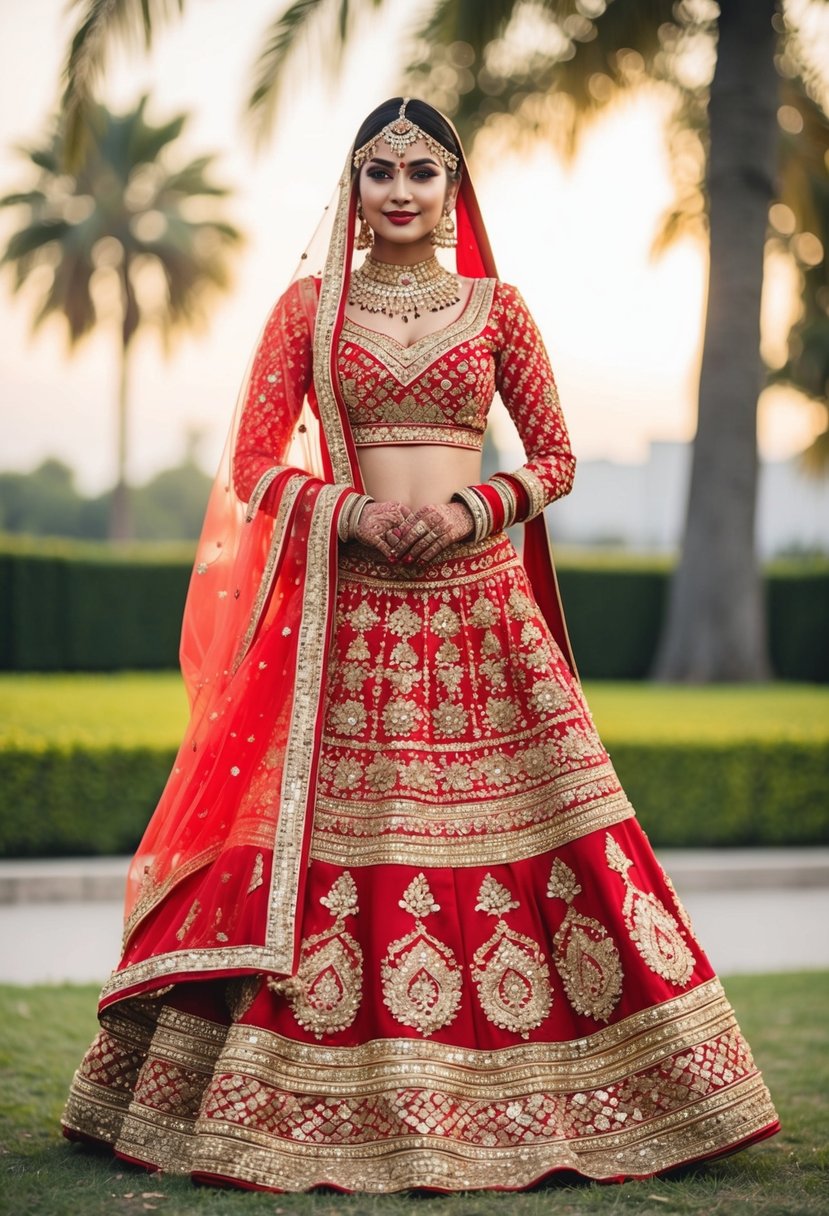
xmin=353 ymin=501 xmax=411 ymax=560
xmin=390 ymin=502 xmax=474 ymax=565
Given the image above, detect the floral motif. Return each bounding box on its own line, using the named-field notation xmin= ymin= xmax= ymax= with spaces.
xmin=382 ymin=698 xmax=421 ymax=736
xmin=404 ymin=760 xmax=438 ymax=793
xmin=468 ymin=595 xmax=498 ymax=629
xmin=507 ymin=587 xmax=535 ymax=620
xmin=382 ymin=874 xmax=462 ymax=1035
xmin=436 ymin=640 xmax=461 ymax=664
xmin=388 ymin=604 xmax=421 ymax=639
xmin=546 ymin=858 xmax=623 ymax=1022
xmin=432 ymin=702 xmax=469 ymax=736
xmin=348 ymin=603 xmax=380 ymax=632
xmin=390 ymin=640 xmax=418 ymax=667
xmin=530 ymin=679 xmax=569 ymax=715
xmin=430 ymin=605 xmax=461 ymax=638
xmin=332 ymin=758 xmax=362 ymax=790
xmin=472 ymin=874 xmax=551 ymax=1038
xmin=436 ymin=665 xmax=464 ymax=695
xmin=269 ymin=872 xmax=363 ymax=1039
xmin=606 ymin=834 xmax=695 ymax=987
xmin=364 ymin=756 xmax=398 ymax=792
xmin=479 ymin=657 xmax=508 ymax=689
xmin=485 ymin=697 xmax=518 ymax=733
xmin=327 ymin=700 xmax=368 ymax=737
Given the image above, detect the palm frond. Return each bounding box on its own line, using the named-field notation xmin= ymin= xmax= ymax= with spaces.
xmin=246 ymin=0 xmax=331 ymax=144
xmin=245 ymin=0 xmax=386 ymax=146
xmin=61 ymin=0 xmax=186 ymax=169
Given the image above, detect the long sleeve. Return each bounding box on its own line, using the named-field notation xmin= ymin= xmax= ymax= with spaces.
xmin=232 ymin=278 xmax=316 ymax=505
xmin=492 ymin=282 xmax=576 ymax=520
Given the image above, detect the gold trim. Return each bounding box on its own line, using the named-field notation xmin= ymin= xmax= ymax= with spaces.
xmin=244 ymin=465 xmax=285 ymax=522
xmin=313 ymin=160 xmax=354 ymax=484
xmin=310 ymin=788 xmax=634 ymax=868
xmin=265 ymin=484 xmax=341 ymax=971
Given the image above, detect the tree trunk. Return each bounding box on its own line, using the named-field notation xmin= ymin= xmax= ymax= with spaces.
xmin=650 ymin=0 xmax=778 ymax=682
xmin=108 ymin=338 xmax=132 ymax=541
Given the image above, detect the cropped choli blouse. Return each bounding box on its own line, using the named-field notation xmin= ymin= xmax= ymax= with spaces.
xmin=233 ymin=276 xmax=576 ymax=516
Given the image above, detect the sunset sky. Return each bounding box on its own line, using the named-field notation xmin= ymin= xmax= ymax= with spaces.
xmin=0 ymin=0 xmax=825 ymax=493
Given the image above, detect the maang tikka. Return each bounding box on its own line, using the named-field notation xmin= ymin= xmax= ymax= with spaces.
xmin=352 ymin=98 xmax=460 ymax=174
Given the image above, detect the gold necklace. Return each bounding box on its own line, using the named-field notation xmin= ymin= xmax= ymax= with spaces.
xmin=348 ymin=255 xmax=461 ymax=323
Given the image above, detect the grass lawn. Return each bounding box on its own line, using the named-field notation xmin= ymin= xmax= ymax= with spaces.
xmin=0 ymin=973 xmax=826 ymax=1216
xmin=2 ymin=673 xmax=827 ymax=748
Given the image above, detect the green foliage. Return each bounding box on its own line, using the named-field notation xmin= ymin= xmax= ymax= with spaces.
xmin=1 ymin=975 xmax=827 ymax=1214
xmin=0 ymin=457 xmax=212 ymax=541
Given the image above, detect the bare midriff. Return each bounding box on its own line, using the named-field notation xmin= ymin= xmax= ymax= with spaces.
xmin=356 ymin=444 xmax=482 ymax=511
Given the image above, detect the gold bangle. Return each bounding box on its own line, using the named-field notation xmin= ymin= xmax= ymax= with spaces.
xmin=489 ymin=475 xmax=519 ymax=529
xmin=451 ymin=488 xmax=487 ymax=542
xmin=510 ymin=467 xmax=547 ymax=521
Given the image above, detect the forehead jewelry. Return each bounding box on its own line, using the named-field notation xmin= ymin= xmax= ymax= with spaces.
xmin=353 ymin=98 xmax=459 ymax=174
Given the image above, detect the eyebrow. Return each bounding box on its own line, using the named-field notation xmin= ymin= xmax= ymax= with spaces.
xmin=367 ymin=156 xmax=440 ymax=168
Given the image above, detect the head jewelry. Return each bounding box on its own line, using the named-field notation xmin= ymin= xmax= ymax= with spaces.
xmin=352 ymin=98 xmax=460 ymax=174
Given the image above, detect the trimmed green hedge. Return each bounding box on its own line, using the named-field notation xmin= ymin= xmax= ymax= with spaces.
xmin=1 ymin=738 xmax=826 ymax=857
xmin=1 ymin=539 xmax=827 ymax=680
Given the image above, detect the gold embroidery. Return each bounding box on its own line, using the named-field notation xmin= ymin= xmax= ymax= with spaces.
xmin=606 ymin=835 xmax=695 ymax=987
xmin=431 ymin=702 xmax=469 ymax=736
xmin=175 ymin=898 xmax=201 ymax=943
xmin=472 ymin=874 xmax=551 ymax=1038
xmin=246 ymin=852 xmax=264 ymax=895
xmin=269 ymin=872 xmax=363 ymax=1039
xmin=381 ymin=874 xmax=462 ymax=1035
xmin=328 ymin=699 xmax=368 ymax=736
xmin=64 ymin=980 xmax=778 ymax=1189
xmin=340 ymin=279 xmax=495 ymax=385
xmin=546 ymin=858 xmax=623 ymax=1022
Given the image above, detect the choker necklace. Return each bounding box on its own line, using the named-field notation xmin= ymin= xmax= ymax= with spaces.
xmin=348 ymin=255 xmax=461 ymax=323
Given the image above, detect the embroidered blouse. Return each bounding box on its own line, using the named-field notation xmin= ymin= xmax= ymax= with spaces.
xmin=233 ymin=276 xmax=576 ymax=520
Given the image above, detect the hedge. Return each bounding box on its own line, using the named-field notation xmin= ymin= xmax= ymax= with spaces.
xmin=0 ymin=738 xmax=826 ymax=857
xmin=1 ymin=539 xmax=827 ymax=680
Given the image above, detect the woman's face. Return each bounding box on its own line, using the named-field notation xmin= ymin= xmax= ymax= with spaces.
xmin=358 ymin=136 xmax=458 ymax=257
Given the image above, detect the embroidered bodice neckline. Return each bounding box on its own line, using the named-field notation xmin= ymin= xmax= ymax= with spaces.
xmin=340 ymin=278 xmax=496 ymax=385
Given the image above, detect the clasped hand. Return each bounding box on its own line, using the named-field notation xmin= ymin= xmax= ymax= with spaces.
xmin=354 ymin=500 xmax=473 ymax=564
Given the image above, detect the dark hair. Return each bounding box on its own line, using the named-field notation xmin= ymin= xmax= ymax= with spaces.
xmin=352 ymin=97 xmax=462 ymax=179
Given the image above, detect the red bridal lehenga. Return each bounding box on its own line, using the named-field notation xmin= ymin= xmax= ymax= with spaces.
xmin=62 ymin=121 xmax=779 ymax=1193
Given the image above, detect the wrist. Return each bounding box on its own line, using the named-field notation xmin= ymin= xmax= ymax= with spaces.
xmin=337 ymin=492 xmax=374 ymax=542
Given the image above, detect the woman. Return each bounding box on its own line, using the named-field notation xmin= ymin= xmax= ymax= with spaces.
xmin=63 ymin=98 xmax=779 ymax=1192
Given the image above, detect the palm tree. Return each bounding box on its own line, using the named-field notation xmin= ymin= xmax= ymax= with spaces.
xmin=58 ymin=0 xmax=828 ymax=675
xmin=1 ymin=96 xmax=243 ymax=539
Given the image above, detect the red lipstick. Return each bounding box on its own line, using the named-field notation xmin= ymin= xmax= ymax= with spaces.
xmin=384 ymin=211 xmax=418 ymax=225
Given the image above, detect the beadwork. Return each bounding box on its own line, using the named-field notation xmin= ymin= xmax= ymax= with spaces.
xmin=348 ymin=255 xmax=460 ymax=322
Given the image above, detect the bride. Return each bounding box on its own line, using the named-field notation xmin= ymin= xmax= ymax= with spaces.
xmin=63 ymin=96 xmax=779 ymax=1193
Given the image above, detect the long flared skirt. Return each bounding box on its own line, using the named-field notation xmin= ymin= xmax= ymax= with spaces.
xmin=63 ymin=533 xmax=779 ymax=1191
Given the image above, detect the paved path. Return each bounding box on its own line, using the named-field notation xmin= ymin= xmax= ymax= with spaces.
xmin=1 ymin=851 xmax=828 ymax=985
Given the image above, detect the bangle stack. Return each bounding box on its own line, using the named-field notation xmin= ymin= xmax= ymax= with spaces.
xmin=337 ymin=493 xmax=374 ymax=542
xmin=451 ymin=488 xmax=490 ymax=543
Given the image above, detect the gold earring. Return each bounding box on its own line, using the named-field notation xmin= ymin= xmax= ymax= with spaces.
xmin=356 ymin=204 xmax=374 ymax=250
xmin=431 ymin=208 xmax=457 ymax=249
